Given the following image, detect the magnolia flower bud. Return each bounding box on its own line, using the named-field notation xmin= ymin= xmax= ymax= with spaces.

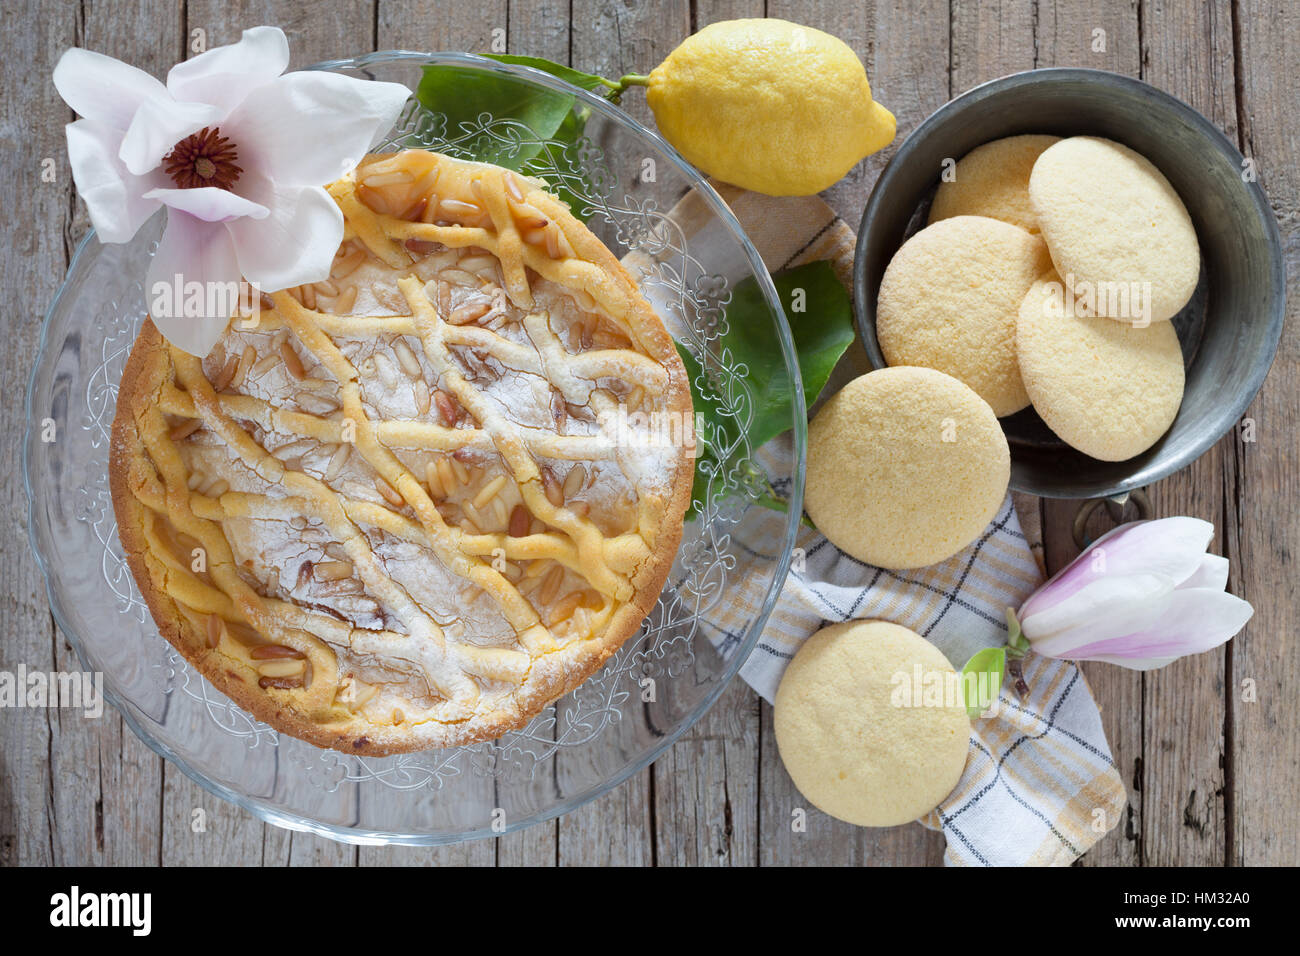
xmin=1011 ymin=517 xmax=1252 ymax=670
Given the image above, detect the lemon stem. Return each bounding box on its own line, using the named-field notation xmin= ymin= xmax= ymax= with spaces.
xmin=617 ymin=73 xmax=651 ymax=88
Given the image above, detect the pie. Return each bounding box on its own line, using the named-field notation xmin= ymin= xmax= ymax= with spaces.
xmin=109 ymin=149 xmax=694 ymax=755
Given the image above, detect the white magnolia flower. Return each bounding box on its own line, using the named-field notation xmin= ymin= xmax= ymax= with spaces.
xmin=54 ymin=25 xmax=410 ymax=355
xmin=1011 ymin=517 xmax=1253 ymax=670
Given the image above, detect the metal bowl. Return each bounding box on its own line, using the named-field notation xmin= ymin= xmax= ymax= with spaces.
xmin=853 ymin=68 xmax=1285 ymax=498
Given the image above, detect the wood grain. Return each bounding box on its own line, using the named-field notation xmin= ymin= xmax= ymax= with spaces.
xmin=1229 ymin=0 xmax=1300 ymax=867
xmin=1133 ymin=0 xmax=1237 ymax=868
xmin=3 ymin=0 xmax=1296 ymax=868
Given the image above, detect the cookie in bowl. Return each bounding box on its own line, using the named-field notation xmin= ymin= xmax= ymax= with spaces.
xmin=110 ymin=149 xmax=695 ymax=755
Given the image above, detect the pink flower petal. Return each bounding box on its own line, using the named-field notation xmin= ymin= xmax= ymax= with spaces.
xmin=225 ymin=174 xmax=342 ymax=290
xmin=143 ymin=186 xmax=268 ymax=223
xmin=1021 ymin=576 xmax=1174 ymax=658
xmin=145 ymin=211 xmax=242 ymax=356
xmin=165 ymin=26 xmax=290 ymax=117
xmin=119 ymin=97 xmax=222 ymax=176
xmin=1019 ymin=517 xmax=1214 ymax=621
xmin=1058 ymin=588 xmax=1253 ymax=670
xmin=221 ymin=71 xmax=410 ymax=186
xmin=66 ymin=118 xmax=165 ymax=243
xmin=53 ymin=48 xmax=168 ymax=130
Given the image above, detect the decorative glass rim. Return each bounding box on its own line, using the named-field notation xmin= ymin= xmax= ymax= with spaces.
xmin=24 ymin=49 xmax=807 ymax=845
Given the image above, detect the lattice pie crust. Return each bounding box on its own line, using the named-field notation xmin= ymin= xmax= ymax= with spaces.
xmin=110 ymin=149 xmax=694 ymax=754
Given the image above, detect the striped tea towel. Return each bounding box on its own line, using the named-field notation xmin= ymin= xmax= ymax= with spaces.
xmin=693 ymin=184 xmax=1128 ymax=866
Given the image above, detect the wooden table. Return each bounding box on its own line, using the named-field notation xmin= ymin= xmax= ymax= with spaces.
xmin=3 ymin=0 xmax=1295 ymax=866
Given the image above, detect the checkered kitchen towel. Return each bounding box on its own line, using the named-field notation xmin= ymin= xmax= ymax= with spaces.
xmin=691 ymin=184 xmax=1128 ymax=866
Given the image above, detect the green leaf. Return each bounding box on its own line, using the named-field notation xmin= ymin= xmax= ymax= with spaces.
xmin=416 ymin=63 xmax=577 ymax=169
xmin=960 ymin=647 xmax=1006 ymax=717
xmin=481 ymin=54 xmax=619 ymax=94
xmin=416 ymin=56 xmax=607 ymax=217
xmin=732 ymin=260 xmax=855 ymax=450
xmin=677 ymin=260 xmax=854 ymax=518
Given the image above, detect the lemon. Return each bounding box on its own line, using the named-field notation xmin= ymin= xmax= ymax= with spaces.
xmin=644 ymin=19 xmax=895 ymax=196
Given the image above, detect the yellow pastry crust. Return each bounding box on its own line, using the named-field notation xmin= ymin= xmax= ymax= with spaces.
xmin=110 ymin=149 xmax=694 ymax=754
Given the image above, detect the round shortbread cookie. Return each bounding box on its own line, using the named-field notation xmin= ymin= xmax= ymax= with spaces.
xmin=928 ymin=134 xmax=1061 ymax=233
xmin=805 ymin=366 xmax=1009 ymax=569
xmin=1028 ymin=136 xmax=1199 ymax=324
xmin=774 ymin=620 xmax=971 ymax=827
xmin=876 ymin=215 xmax=1052 ymax=416
xmin=1017 ymin=273 xmax=1185 ymax=461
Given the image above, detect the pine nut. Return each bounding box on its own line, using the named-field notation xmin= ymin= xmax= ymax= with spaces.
xmin=562 ymin=465 xmax=586 ymax=499
xmin=280 ymin=341 xmax=306 ymax=380
xmin=508 ymin=504 xmax=530 ymax=537
xmin=503 ymin=171 xmax=525 ymax=202
xmin=473 ymin=475 xmax=508 ymax=510
xmin=231 ymin=345 xmax=256 ymax=389
xmin=538 ymin=565 xmax=564 ymax=605
xmin=449 ymin=301 xmax=491 ymax=324
xmin=547 ymin=590 xmax=583 ymax=626
xmin=250 ymin=644 xmax=305 ymax=660
xmin=405 ymin=238 xmax=441 ymax=255
xmin=434 ymin=390 xmax=457 ymax=426
xmin=314 ymin=560 xmax=354 ymax=581
xmin=324 ymin=443 xmax=351 ymax=481
xmin=257 ymin=659 xmax=306 ymax=678
xmin=393 ymin=339 xmax=421 ymax=376
xmin=542 ymin=470 xmax=563 ymax=507
xmin=425 ymin=460 xmax=444 ymax=498
xmin=334 ymin=285 xmax=358 ymax=313
xmin=436 ymin=458 xmax=457 ymax=494
xmin=331 ymin=248 xmax=366 ymax=279
xmin=375 ymin=478 xmax=404 ymax=507
xmin=169 ymin=419 xmax=202 ymax=441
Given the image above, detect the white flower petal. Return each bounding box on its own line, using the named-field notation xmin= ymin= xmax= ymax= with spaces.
xmin=1178 ymin=553 xmax=1230 ymax=592
xmin=65 ymin=119 xmax=165 ymax=243
xmin=1019 ymin=517 xmax=1214 ymax=620
xmin=222 ymin=71 xmax=410 ymax=186
xmin=53 ymin=48 xmax=168 ymax=129
xmin=1022 ymin=576 xmax=1174 ymax=658
xmin=1056 ymin=589 xmax=1254 ymax=669
xmin=146 ymin=211 xmax=241 ymax=356
xmin=226 ymin=176 xmax=342 ymax=290
xmin=1019 ymin=572 xmax=1175 ymax=647
xmin=143 ymin=186 xmax=268 ymax=223
xmin=118 ymin=97 xmax=223 ymax=176
xmin=166 ymin=26 xmax=290 ymax=116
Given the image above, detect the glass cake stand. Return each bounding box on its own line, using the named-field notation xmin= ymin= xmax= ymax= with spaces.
xmin=24 ymin=52 xmax=805 ymax=845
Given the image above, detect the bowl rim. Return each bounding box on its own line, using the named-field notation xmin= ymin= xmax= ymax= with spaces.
xmin=24 ymin=49 xmax=807 ymax=846
xmin=851 ymin=67 xmax=1286 ymax=499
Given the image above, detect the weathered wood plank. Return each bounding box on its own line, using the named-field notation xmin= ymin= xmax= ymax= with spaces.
xmin=10 ymin=0 xmax=1290 ymax=869
xmin=1133 ymin=0 xmax=1237 ymax=867
xmin=0 ymin=0 xmax=73 ymax=868
xmin=39 ymin=0 xmax=183 ymax=869
xmin=186 ymin=0 xmax=375 ymax=66
xmin=1229 ymin=0 xmax=1300 ymax=867
xmin=379 ymin=0 xmax=506 ymax=54
xmin=1034 ymin=0 xmax=1144 ymax=868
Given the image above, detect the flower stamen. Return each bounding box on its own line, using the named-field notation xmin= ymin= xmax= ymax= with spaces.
xmin=163 ymin=127 xmax=242 ymax=190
